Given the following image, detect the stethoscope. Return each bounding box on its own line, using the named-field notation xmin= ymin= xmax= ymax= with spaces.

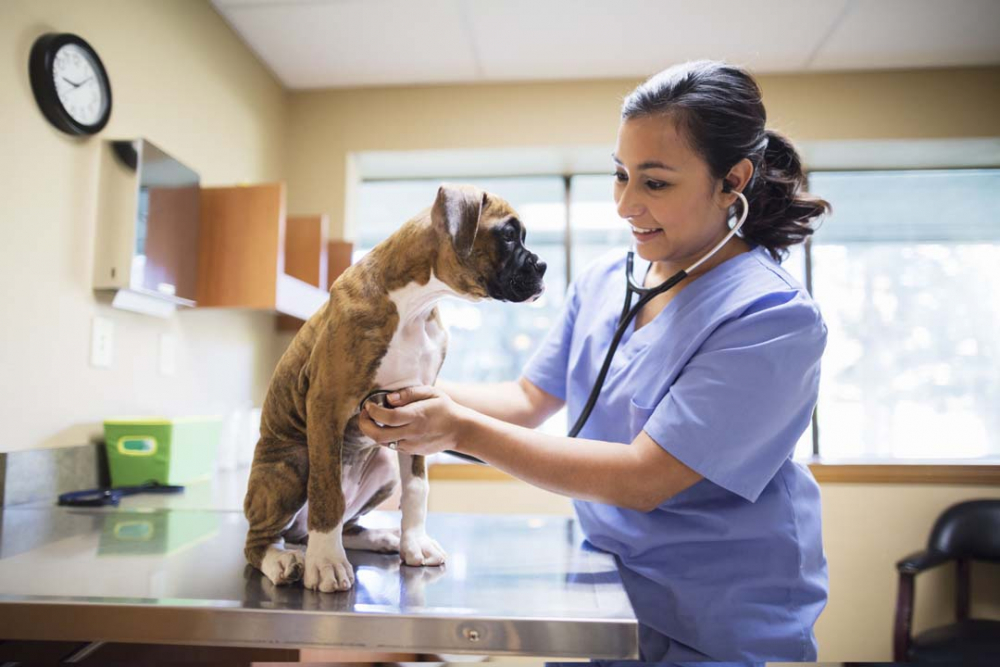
xmin=57 ymin=480 xmax=185 ymax=507
xmin=363 ymin=189 xmax=749 ymax=461
xmin=360 ymin=389 xmax=487 ymax=464
xmin=567 ymin=189 xmax=750 ymax=437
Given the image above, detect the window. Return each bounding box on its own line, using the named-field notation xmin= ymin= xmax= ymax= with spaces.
xmin=567 ymin=175 xmax=631 ymax=280
xmin=355 ymin=167 xmax=1000 ymax=464
xmin=808 ymin=169 xmax=1000 ymax=461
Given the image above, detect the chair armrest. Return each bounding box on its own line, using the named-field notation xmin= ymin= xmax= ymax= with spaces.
xmin=896 ymin=548 xmax=952 ymax=574
xmin=893 ymin=550 xmax=950 ymax=660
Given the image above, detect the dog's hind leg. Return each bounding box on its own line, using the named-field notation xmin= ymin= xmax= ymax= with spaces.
xmin=244 ymin=438 xmax=309 ymax=586
xmin=343 ymin=523 xmax=401 ymax=553
xmin=283 ymin=501 xmax=309 ymax=545
xmin=342 ymin=480 xmax=400 ymax=553
xmin=259 ymin=543 xmax=304 ymax=586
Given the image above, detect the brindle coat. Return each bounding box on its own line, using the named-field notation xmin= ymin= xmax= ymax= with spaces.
xmin=243 ymin=184 xmax=542 ymax=589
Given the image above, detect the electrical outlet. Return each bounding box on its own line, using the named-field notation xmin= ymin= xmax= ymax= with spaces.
xmin=159 ymin=333 xmax=176 ymax=376
xmin=91 ymin=317 xmax=114 ymax=368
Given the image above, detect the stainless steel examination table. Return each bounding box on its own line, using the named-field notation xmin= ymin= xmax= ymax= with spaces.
xmin=0 ymin=506 xmax=638 ymax=658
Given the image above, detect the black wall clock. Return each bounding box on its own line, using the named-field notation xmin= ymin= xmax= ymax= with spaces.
xmin=29 ymin=33 xmax=112 ymax=136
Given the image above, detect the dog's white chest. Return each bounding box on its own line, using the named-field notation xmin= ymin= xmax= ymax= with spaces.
xmin=374 ymin=273 xmax=458 ymax=390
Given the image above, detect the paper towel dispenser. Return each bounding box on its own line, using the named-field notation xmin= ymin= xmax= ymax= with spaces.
xmin=93 ymin=139 xmax=200 ymax=317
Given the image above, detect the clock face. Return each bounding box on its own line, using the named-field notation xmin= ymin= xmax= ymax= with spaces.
xmin=51 ymin=43 xmax=107 ymax=127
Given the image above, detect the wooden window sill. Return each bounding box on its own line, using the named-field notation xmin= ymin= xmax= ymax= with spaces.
xmin=429 ymin=462 xmax=514 ymax=482
xmin=806 ymin=460 xmax=1000 ymax=485
xmin=428 ymin=459 xmax=1000 ymax=485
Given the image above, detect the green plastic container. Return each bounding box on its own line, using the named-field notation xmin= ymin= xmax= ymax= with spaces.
xmin=103 ymin=416 xmax=222 ymax=487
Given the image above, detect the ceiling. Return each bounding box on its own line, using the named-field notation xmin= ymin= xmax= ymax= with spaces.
xmin=211 ymin=0 xmax=1000 ymax=90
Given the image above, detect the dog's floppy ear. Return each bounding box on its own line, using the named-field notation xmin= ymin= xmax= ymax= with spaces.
xmin=431 ymin=183 xmax=484 ymax=258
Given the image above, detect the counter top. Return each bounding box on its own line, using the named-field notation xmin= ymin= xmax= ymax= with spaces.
xmin=21 ymin=467 xmax=253 ymax=512
xmin=0 ymin=506 xmax=637 ymax=658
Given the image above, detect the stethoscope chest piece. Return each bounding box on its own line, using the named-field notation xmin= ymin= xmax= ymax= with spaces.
xmin=360 ymin=388 xmax=487 ymax=465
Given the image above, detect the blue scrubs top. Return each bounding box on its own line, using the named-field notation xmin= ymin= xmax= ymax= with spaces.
xmin=523 ymin=245 xmax=829 ymax=662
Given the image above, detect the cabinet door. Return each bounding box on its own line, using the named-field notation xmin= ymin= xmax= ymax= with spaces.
xmin=197 ymin=183 xmax=285 ymax=308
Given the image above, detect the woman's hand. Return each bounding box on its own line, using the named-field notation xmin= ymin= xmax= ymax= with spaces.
xmin=358 ymin=385 xmax=471 ymax=456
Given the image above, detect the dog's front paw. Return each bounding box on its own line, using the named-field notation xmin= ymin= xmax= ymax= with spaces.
xmin=400 ymin=531 xmax=447 ymax=566
xmin=304 ymin=541 xmax=355 ymax=592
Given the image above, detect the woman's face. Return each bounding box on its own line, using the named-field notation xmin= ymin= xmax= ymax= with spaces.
xmin=612 ymin=115 xmax=731 ymax=268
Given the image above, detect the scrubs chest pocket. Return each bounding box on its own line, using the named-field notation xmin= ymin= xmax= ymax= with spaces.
xmin=628 ymin=396 xmax=657 ymax=441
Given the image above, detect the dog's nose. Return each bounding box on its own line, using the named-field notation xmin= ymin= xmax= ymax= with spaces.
xmin=525 ymin=253 xmax=545 ymax=275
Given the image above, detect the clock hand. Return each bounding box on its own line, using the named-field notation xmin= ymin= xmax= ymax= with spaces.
xmin=62 ymin=76 xmax=84 ymax=88
xmin=68 ymin=76 xmax=96 ymax=93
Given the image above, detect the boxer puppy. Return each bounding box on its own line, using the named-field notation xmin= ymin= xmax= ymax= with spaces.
xmin=243 ymin=184 xmax=546 ymax=592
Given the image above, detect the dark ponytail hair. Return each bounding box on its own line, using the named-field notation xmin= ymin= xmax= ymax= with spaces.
xmin=621 ymin=60 xmax=830 ymax=262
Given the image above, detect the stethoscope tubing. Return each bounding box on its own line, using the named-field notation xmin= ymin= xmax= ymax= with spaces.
xmin=57 ymin=481 xmax=184 ymax=507
xmin=568 ymin=268 xmax=687 ymax=438
xmin=568 ymin=191 xmax=750 ymax=438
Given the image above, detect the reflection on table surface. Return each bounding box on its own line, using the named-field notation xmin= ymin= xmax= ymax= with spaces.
xmin=0 ymin=507 xmax=635 ymax=623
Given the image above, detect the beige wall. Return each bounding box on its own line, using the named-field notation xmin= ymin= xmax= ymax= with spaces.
xmin=284 ymin=67 xmax=1000 ymax=238
xmin=819 ymin=484 xmax=1000 ymax=661
xmin=1 ymin=0 xmax=288 ymax=453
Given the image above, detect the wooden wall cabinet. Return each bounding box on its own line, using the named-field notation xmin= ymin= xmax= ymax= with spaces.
xmin=93 ymin=139 xmax=201 ymax=317
xmin=327 ymin=238 xmax=354 ymax=288
xmin=284 ymin=214 xmax=329 ymax=289
xmin=197 ymin=183 xmax=331 ymax=321
xmin=277 ymin=215 xmax=355 ymax=330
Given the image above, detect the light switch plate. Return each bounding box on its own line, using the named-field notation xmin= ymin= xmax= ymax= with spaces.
xmin=159 ymin=333 xmax=176 ymax=376
xmin=91 ymin=317 xmax=114 ymax=368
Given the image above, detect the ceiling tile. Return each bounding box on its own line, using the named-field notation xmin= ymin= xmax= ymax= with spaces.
xmin=217 ymin=0 xmax=479 ymax=88
xmin=212 ymin=0 xmax=1000 ymax=89
xmin=809 ymin=0 xmax=1000 ymax=70
xmin=464 ymin=0 xmax=851 ymax=81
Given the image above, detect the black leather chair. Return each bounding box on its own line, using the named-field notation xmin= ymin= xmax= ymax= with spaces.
xmin=894 ymin=499 xmax=1000 ymax=662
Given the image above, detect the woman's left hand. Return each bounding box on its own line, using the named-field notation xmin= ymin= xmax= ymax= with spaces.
xmin=358 ymin=385 xmax=470 ymax=456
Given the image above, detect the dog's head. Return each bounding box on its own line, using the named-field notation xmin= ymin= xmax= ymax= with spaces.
xmin=431 ymin=183 xmax=546 ymax=303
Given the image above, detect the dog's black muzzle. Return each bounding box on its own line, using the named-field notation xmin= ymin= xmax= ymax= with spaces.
xmin=487 ymin=251 xmax=547 ymax=303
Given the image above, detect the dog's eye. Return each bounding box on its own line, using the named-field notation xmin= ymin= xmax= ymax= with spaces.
xmin=503 ymin=227 xmax=517 ymax=242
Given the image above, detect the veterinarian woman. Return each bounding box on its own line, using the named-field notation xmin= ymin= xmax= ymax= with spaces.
xmin=359 ymin=60 xmax=830 ymax=663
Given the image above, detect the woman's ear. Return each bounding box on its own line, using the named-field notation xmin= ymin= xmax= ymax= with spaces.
xmin=718 ymin=158 xmax=754 ymax=206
